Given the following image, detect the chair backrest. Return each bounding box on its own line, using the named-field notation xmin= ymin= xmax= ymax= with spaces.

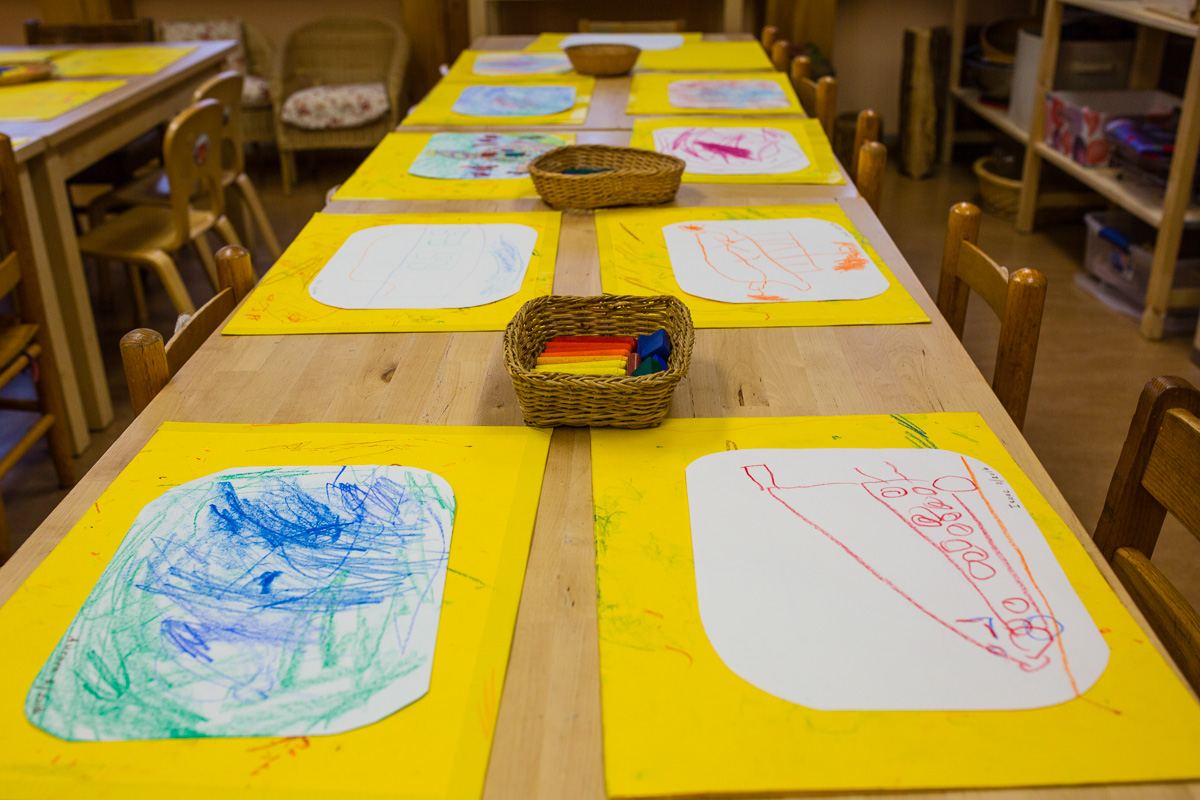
xmin=280 ymin=16 xmax=407 ymax=99
xmin=25 ymin=18 xmax=155 ymax=44
xmin=936 ymin=202 xmax=1046 ymax=431
xmin=121 ymin=245 xmax=256 ymax=414
xmin=852 ymin=108 xmax=881 ymax=176
xmin=761 ymin=25 xmax=778 ymax=52
xmin=161 ymin=98 xmax=228 ymax=251
xmin=789 ymin=53 xmax=836 ymax=138
xmin=1093 ymin=376 xmax=1200 ymax=691
xmin=578 ymin=19 xmax=686 ymax=32
xmin=194 ymin=70 xmax=245 ymax=177
xmin=856 ymin=140 xmax=886 ymax=214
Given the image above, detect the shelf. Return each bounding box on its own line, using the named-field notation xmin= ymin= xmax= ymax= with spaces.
xmin=1033 ymin=141 xmax=1200 ymax=226
xmin=950 ymin=87 xmax=1030 ymax=144
xmin=1062 ymin=0 xmax=1198 ymax=37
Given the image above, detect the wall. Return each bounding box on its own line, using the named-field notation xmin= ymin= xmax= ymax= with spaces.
xmin=833 ymin=0 xmax=1030 ymax=127
xmin=0 ymin=1 xmax=43 ymax=44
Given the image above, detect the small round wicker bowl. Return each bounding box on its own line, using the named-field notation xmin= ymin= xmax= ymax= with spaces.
xmin=528 ymin=144 xmax=685 ymax=210
xmin=504 ymin=294 xmax=694 ymax=428
xmin=564 ymin=43 xmax=641 ymax=76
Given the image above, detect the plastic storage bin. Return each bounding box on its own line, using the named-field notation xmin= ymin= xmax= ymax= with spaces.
xmin=1083 ymin=209 xmax=1200 ymax=308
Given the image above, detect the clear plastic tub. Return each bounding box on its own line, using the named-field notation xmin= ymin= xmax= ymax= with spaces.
xmin=1083 ymin=209 xmax=1200 ymax=307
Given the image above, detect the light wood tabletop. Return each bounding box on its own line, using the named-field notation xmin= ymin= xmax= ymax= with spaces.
xmin=3 ymin=176 xmax=1198 ymax=795
xmin=0 ymin=40 xmax=235 ymax=454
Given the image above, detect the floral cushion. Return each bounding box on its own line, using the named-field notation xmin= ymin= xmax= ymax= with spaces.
xmin=242 ymin=74 xmax=271 ymax=108
xmin=158 ymin=18 xmax=248 ymax=73
xmin=279 ymin=83 xmax=390 ymax=130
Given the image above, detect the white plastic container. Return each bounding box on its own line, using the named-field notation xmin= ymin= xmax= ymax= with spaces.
xmin=1083 ymin=209 xmax=1200 ymax=308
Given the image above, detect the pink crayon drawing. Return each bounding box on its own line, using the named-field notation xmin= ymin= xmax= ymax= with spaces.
xmin=685 ymin=447 xmax=1109 ymax=710
xmin=662 ymin=218 xmax=889 ymax=303
xmin=651 ymin=126 xmax=809 ymax=175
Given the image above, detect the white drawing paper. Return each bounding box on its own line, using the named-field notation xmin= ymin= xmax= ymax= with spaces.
xmin=308 ymin=223 xmax=539 ymax=310
xmin=26 ymin=465 xmax=455 ymax=740
xmin=685 ymin=448 xmax=1109 ymax=711
xmin=472 ymin=51 xmax=573 ymax=76
xmin=559 ymin=33 xmax=684 ymax=51
xmin=662 ymin=218 xmax=889 ymax=303
xmin=651 ymin=126 xmax=809 ymax=175
xmin=667 ymin=79 xmax=789 ymax=110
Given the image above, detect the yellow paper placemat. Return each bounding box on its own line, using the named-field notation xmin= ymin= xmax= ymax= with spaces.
xmin=333 ymin=131 xmax=575 ymax=200
xmin=403 ymin=75 xmax=594 ymax=127
xmin=595 ymin=203 xmax=929 ymax=328
xmin=0 ymin=421 xmax=552 ymax=800
xmin=592 ymin=413 xmax=1200 ymax=797
xmin=636 ymin=40 xmax=773 ymax=72
xmin=0 ymin=48 xmax=71 ymax=63
xmin=224 ymin=211 xmax=561 ymax=335
xmin=524 ymin=32 xmax=703 ymax=51
xmin=631 ymin=117 xmax=843 ymax=184
xmin=627 ymin=72 xmax=803 ymax=116
xmin=52 ymin=45 xmax=195 ymax=77
xmin=0 ymin=80 xmax=125 ymax=121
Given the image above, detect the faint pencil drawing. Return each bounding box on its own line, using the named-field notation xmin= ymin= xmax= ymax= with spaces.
xmin=667 ymin=79 xmax=789 ymax=110
xmin=686 ymin=447 xmax=1109 ymax=710
xmin=26 ymin=465 xmax=456 ymax=740
xmin=558 ymin=33 xmax=683 ymax=50
xmin=651 ymin=126 xmax=809 ymax=175
xmin=452 ymin=84 xmax=576 ymax=117
xmin=308 ymin=223 xmax=539 ymax=310
xmin=662 ymin=218 xmax=889 ymax=302
xmin=409 ymin=132 xmax=565 ymax=180
xmin=472 ymin=51 xmax=572 ymax=76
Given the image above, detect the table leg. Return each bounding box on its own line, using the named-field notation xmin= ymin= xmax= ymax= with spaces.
xmin=24 ymin=150 xmax=114 ymax=432
xmin=724 ymin=0 xmax=746 ymax=34
xmin=16 ymin=165 xmax=90 ymax=455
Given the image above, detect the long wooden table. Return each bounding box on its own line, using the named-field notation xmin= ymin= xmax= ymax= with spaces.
xmin=0 ymin=40 xmax=235 ymax=452
xmin=3 ymin=170 xmax=1196 ymax=795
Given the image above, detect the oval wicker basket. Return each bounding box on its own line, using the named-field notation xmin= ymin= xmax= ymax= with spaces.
xmin=504 ymin=294 xmax=694 ymax=428
xmin=528 ymin=145 xmax=685 ymax=210
xmin=973 ymin=155 xmax=1021 ymax=220
xmin=564 ymin=43 xmax=640 ymax=76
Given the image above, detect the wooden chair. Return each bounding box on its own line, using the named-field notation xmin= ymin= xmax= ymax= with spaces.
xmin=761 ymin=25 xmax=778 ymax=52
xmin=78 ymin=99 xmax=242 ymax=323
xmin=24 ymin=18 xmax=155 ymax=44
xmin=273 ymin=16 xmax=409 ymax=195
xmin=937 ymin=202 xmax=1046 ymax=431
xmin=121 ymin=245 xmax=256 ymax=415
xmin=852 ymin=108 xmax=881 ymax=176
xmin=788 ymin=52 xmax=836 ymax=139
xmin=1093 ymin=376 xmax=1200 ymax=691
xmin=578 ymin=19 xmax=686 ymax=33
xmin=98 ymin=71 xmax=282 ymax=260
xmin=0 ymin=133 xmax=75 ymax=562
xmin=856 ymin=140 xmax=886 ymax=214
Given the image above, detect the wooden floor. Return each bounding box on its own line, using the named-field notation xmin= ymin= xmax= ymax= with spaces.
xmin=3 ymin=151 xmax=1200 ymax=605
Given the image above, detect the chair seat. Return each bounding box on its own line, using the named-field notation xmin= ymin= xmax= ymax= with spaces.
xmin=78 ymin=205 xmax=217 ymax=262
xmin=105 ymin=165 xmax=236 ymax=208
xmin=243 ymin=74 xmax=271 ymax=108
xmin=280 ymin=83 xmax=390 ymax=130
xmin=0 ymin=323 xmax=38 ymax=372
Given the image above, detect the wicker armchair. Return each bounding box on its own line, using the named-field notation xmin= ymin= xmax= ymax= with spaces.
xmin=272 ymin=16 xmax=409 ymax=194
xmin=242 ymin=24 xmax=275 ymax=145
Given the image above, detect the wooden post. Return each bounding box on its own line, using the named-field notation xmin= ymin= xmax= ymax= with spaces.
xmin=856 ymin=141 xmax=886 ymax=215
xmin=1015 ymin=0 xmax=1064 ymax=233
xmin=761 ymin=24 xmax=778 ymax=52
xmin=120 ymin=329 xmax=169 ymax=416
xmin=815 ymin=75 xmax=836 ymax=139
xmin=772 ymin=39 xmax=792 ymax=73
xmin=995 ymin=267 xmax=1047 ymax=431
xmin=941 ymin=0 xmax=967 ymax=164
xmin=937 ymin=202 xmax=981 ymax=339
xmin=216 ymin=244 xmax=257 ymax=303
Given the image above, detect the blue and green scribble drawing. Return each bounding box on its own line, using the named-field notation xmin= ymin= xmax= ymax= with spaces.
xmin=26 ymin=465 xmax=455 ymax=741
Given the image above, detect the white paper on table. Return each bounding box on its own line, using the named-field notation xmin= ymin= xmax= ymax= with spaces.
xmin=651 ymin=126 xmax=809 ymax=175
xmin=662 ymin=218 xmax=889 ymax=303
xmin=559 ymin=33 xmax=684 ymax=50
xmin=308 ymin=223 xmax=539 ymax=310
xmin=667 ymin=78 xmax=789 ymax=110
xmin=473 ymin=51 xmax=573 ymax=76
xmin=685 ymin=448 xmax=1110 ymax=711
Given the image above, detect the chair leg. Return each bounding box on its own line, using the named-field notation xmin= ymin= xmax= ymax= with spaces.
xmin=0 ymin=495 xmax=9 ymax=564
xmin=31 ymin=338 xmax=76 ymax=488
xmin=280 ymin=149 xmax=296 ymax=196
xmin=235 ymin=172 xmax=282 ymax=259
xmin=213 ymin=216 xmax=244 ymax=250
xmin=192 ymin=234 xmax=220 ymax=291
xmin=143 ymin=251 xmax=195 ymax=315
xmin=127 ymin=264 xmax=148 ymax=327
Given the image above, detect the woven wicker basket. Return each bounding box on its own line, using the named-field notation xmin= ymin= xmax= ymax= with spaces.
xmin=528 ymin=145 xmax=685 ymax=210
xmin=973 ymin=155 xmax=1021 ymax=220
xmin=504 ymin=294 xmax=694 ymax=428
xmin=564 ymin=43 xmax=640 ymax=76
